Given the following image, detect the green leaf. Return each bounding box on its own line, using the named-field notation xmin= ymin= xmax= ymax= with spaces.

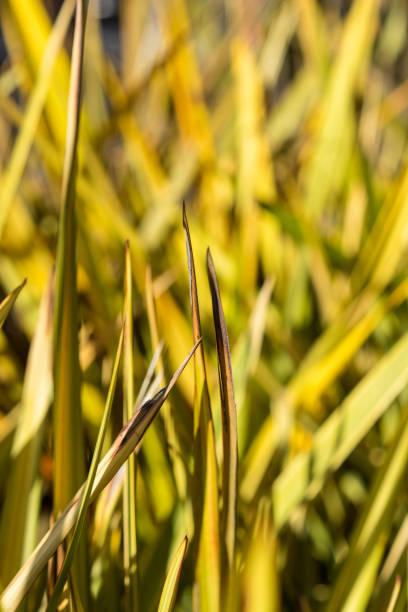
xmin=0 ymin=275 xmax=52 ymax=585
xmin=47 ymin=326 xmax=124 ymax=612
xmin=241 ymin=500 xmax=279 ymax=612
xmin=207 ymin=249 xmax=237 ymax=571
xmin=157 ymin=536 xmax=188 ymax=612
xmin=52 ymin=0 xmax=88 ymax=604
xmin=122 ymin=241 xmax=138 ymax=612
xmin=183 ymin=205 xmax=220 ymax=612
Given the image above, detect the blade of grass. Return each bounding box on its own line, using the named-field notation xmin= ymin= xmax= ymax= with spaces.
xmin=242 ymin=500 xmax=279 ymax=612
xmin=157 ymin=536 xmax=188 ymax=612
xmin=0 ymin=279 xmax=26 ymax=329
xmin=183 ymin=204 xmax=208 ymax=419
xmin=385 ymin=578 xmax=402 ymax=612
xmin=146 ymin=264 xmax=164 ymax=377
xmin=206 ymin=248 xmax=237 ymax=571
xmin=0 ymin=340 xmax=201 ymax=612
xmin=52 ymin=0 xmax=88 ymax=605
xmin=196 ymin=418 xmax=221 ymax=612
xmin=146 ymin=263 xmax=185 ymax=505
xmin=122 ymin=241 xmax=138 ymax=612
xmin=47 ymin=327 xmax=124 ymax=612
xmin=183 ymin=205 xmax=220 ymax=612
xmin=0 ymin=274 xmax=52 ymax=585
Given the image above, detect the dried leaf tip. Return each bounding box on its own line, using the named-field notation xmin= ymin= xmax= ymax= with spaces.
xmin=182 ymin=200 xmax=188 ymax=226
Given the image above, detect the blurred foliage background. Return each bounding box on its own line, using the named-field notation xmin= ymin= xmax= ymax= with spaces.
xmin=1 ymin=0 xmax=408 ymax=610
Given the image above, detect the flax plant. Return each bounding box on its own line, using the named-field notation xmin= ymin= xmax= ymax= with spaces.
xmin=1 ymin=0 xmax=408 ymax=610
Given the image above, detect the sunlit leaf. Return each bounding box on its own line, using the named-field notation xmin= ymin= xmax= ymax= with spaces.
xmin=183 ymin=205 xmax=220 ymax=611
xmin=207 ymin=248 xmax=237 ymax=571
xmin=52 ymin=0 xmax=88 ymax=604
xmin=0 ymin=275 xmax=52 ymax=585
xmin=47 ymin=326 xmax=124 ymax=612
xmin=122 ymin=241 xmax=138 ymax=611
xmin=157 ymin=536 xmax=188 ymax=612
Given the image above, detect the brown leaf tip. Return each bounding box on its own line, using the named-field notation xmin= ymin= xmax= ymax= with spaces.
xmin=182 ymin=200 xmax=188 ymax=230
xmin=206 ymin=248 xmax=215 ymax=276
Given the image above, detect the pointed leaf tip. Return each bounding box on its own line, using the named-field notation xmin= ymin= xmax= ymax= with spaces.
xmin=158 ymin=535 xmax=189 ymax=612
xmin=0 ymin=278 xmax=27 ymax=329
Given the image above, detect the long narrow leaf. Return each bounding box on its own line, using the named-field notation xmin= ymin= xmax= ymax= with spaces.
xmin=196 ymin=420 xmax=221 ymax=612
xmin=0 ymin=275 xmax=52 ymax=585
xmin=183 ymin=204 xmax=208 ymax=405
xmin=206 ymin=249 xmax=237 ymax=571
xmin=122 ymin=241 xmax=138 ymax=611
xmin=52 ymin=0 xmax=88 ymax=604
xmin=242 ymin=501 xmax=279 ymax=612
xmin=183 ymin=205 xmax=220 ymax=611
xmin=47 ymin=327 xmax=124 ymax=612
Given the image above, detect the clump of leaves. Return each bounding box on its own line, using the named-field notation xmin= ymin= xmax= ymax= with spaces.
xmin=1 ymin=0 xmax=408 ymax=610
